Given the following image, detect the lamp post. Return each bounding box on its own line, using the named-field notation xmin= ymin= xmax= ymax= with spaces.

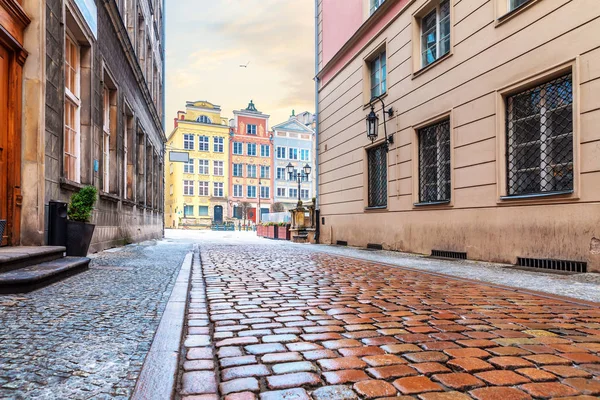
xmin=366 ymin=95 xmax=394 ymax=152
xmin=287 ymin=163 xmax=312 ymax=207
xmin=257 ymin=177 xmax=262 ymax=225
xmin=183 ymin=202 xmax=187 ymax=219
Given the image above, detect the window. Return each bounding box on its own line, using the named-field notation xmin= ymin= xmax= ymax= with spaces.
xmin=64 ymin=33 xmax=80 ymax=182
xmin=260 ymin=166 xmax=270 ymax=179
xmin=289 ymin=188 xmax=298 ymax=199
xmin=509 ymin=0 xmax=530 ymax=11
xmin=420 ymin=0 xmax=450 ymax=68
xmin=506 ymin=73 xmax=573 ymax=196
xmin=261 ymin=144 xmax=270 ymax=157
xmin=199 ymin=181 xmax=209 ymax=196
xmin=213 ymin=160 xmax=224 ymax=176
xmin=276 ymin=167 xmax=286 ymax=180
xmin=184 ymin=159 xmax=194 ymax=174
xmin=102 ymin=88 xmax=111 ymax=192
xmin=300 ymin=149 xmax=310 ymax=161
xmin=288 ymin=148 xmax=298 ymax=160
xmin=370 ymin=50 xmax=387 ymax=98
xmin=277 ymin=187 xmax=286 ymax=197
xmin=367 ymin=144 xmax=388 ymax=207
xmin=260 ymin=186 xmax=270 ymax=199
xmin=301 ymin=189 xmax=310 ymax=199
xmin=213 ymin=137 xmax=224 ymax=153
xmin=370 ymin=0 xmax=385 ymax=14
xmin=169 ymin=184 xmax=173 ymax=195
xmin=233 ymin=163 xmax=243 ymax=177
xmin=183 ymin=134 xmax=194 ymax=150
xmin=247 ymin=124 xmax=257 ymax=135
xmin=213 ymin=182 xmax=224 ymax=197
xmin=198 ymin=136 xmax=209 ymax=151
xmin=197 ymin=115 xmax=211 ymax=124
xmin=418 ymin=119 xmax=451 ymax=203
xmin=277 ymin=146 xmax=286 ymax=159
xmin=183 ymin=205 xmax=194 ymax=216
xmin=247 ymin=185 xmax=257 ymax=198
xmin=233 ymin=142 xmax=243 ymax=155
xmin=183 ymin=180 xmax=194 ymax=196
xmin=199 ymin=206 xmax=209 ymax=216
xmin=233 ymin=184 xmax=243 ymax=197
xmin=247 ymin=143 xmax=257 ymax=156
xmin=247 ymin=164 xmax=257 ymax=178
xmin=198 ymin=159 xmax=209 ymax=175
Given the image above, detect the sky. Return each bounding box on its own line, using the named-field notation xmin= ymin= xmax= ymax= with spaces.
xmin=165 ymin=0 xmax=316 ymax=132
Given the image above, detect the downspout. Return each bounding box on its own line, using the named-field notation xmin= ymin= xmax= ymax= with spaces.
xmin=314 ymin=0 xmax=320 ymax=243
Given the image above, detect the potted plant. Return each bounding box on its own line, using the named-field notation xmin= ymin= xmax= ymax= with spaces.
xmin=66 ymin=185 xmax=97 ymax=256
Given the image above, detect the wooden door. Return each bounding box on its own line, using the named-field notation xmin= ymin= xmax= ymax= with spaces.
xmin=0 ymin=44 xmax=8 ymax=246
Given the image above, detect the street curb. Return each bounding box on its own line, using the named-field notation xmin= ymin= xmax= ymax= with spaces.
xmin=131 ymin=249 xmax=193 ymax=400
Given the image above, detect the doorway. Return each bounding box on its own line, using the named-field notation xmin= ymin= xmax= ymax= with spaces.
xmin=213 ymin=205 xmax=223 ymax=224
xmin=0 ymin=45 xmax=9 ymax=246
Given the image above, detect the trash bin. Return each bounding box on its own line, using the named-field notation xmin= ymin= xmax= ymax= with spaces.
xmin=48 ymin=200 xmax=68 ymax=246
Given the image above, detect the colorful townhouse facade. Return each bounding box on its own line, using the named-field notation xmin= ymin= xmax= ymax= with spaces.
xmin=316 ymin=0 xmax=600 ymax=272
xmin=229 ymin=101 xmax=274 ymax=223
xmin=165 ymin=101 xmax=230 ymax=229
xmin=272 ymin=114 xmax=316 ymax=210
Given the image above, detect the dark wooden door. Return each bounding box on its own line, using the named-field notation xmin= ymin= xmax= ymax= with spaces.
xmin=0 ymin=45 xmax=9 ymax=246
xmin=214 ymin=206 xmax=223 ymax=224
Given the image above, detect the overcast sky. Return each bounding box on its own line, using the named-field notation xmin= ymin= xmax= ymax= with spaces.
xmin=165 ymin=0 xmax=316 ymax=132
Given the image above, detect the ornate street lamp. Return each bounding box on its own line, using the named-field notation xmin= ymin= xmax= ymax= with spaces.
xmin=287 ymin=163 xmax=311 ymax=207
xmin=366 ymin=95 xmax=394 ymax=151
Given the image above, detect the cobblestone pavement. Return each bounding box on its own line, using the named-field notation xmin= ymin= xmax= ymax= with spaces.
xmin=180 ymin=242 xmax=600 ymax=400
xmin=0 ymin=240 xmax=191 ymax=400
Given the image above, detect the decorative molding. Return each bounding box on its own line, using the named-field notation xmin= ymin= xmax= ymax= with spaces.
xmin=0 ymin=0 xmax=31 ymax=28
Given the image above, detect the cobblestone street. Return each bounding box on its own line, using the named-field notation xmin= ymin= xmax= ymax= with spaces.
xmin=0 ymin=240 xmax=192 ymax=400
xmin=179 ymin=236 xmax=600 ymax=400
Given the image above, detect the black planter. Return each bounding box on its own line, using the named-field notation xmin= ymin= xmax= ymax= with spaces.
xmin=66 ymin=220 xmax=95 ymax=256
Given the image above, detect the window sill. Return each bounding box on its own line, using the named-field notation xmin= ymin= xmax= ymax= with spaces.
xmin=496 ymin=0 xmax=537 ymax=26
xmin=99 ymin=192 xmax=121 ymax=203
xmin=365 ymin=205 xmax=388 ymax=212
xmin=499 ymin=190 xmax=574 ymax=201
xmin=122 ymin=199 xmax=136 ymax=207
xmin=413 ymin=200 xmax=451 ymax=207
xmin=412 ymin=52 xmax=453 ymax=79
xmin=59 ymin=178 xmax=86 ymax=192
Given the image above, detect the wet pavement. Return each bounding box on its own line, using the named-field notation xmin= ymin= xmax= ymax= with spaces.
xmin=178 ymin=237 xmax=600 ymax=400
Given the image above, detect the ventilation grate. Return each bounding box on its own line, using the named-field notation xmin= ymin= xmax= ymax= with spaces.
xmin=431 ymin=250 xmax=467 ymax=260
xmin=336 ymin=240 xmax=348 ymax=246
xmin=517 ymin=257 xmax=587 ymax=273
xmin=367 ymin=243 xmax=383 ymax=250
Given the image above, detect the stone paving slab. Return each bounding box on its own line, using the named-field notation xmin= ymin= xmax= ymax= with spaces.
xmin=180 ymin=242 xmax=600 ymax=399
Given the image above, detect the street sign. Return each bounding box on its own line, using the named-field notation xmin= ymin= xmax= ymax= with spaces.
xmin=169 ymin=151 xmax=190 ymax=163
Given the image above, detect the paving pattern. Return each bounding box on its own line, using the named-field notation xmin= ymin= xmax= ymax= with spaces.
xmin=180 ymin=243 xmax=600 ymax=400
xmin=0 ymin=240 xmax=191 ymax=400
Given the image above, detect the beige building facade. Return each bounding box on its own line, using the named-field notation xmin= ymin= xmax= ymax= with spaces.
xmin=316 ymin=0 xmax=600 ymax=272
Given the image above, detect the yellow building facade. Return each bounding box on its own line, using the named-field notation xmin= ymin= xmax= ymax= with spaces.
xmin=165 ymin=101 xmax=230 ymax=229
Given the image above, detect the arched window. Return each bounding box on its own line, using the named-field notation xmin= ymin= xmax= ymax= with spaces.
xmin=197 ymin=115 xmax=211 ymax=124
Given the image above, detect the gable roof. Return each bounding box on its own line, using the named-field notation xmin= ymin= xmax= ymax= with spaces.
xmin=272 ymin=118 xmax=315 ymax=134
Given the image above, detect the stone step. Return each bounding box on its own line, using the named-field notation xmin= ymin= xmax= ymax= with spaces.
xmin=0 ymin=256 xmax=90 ymax=294
xmin=0 ymin=246 xmax=66 ymax=274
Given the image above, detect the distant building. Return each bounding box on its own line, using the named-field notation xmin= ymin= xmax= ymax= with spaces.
xmin=229 ymin=101 xmax=273 ymax=223
xmin=272 ymin=112 xmax=316 ymax=210
xmin=165 ymin=101 xmax=230 ymax=229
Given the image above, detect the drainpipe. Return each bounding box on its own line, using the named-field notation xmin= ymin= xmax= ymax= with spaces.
xmin=314 ymin=0 xmax=320 ymax=242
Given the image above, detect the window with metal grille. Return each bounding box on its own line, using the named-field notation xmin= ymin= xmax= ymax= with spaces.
xmin=506 ymin=73 xmax=573 ymax=197
xmin=418 ymin=119 xmax=451 ymax=203
xmin=367 ymin=144 xmax=387 ymax=208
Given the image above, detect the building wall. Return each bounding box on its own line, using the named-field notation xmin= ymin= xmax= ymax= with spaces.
xmin=165 ymin=102 xmax=230 ymax=229
xmin=317 ymin=0 xmax=600 ymax=271
xmin=321 ymin=0 xmax=363 ymax=67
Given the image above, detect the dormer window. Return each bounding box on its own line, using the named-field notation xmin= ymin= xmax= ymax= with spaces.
xmin=197 ymin=115 xmax=211 ymax=124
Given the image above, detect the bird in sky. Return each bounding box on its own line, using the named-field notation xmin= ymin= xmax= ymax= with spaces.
xmin=239 ymin=61 xmax=250 ymax=68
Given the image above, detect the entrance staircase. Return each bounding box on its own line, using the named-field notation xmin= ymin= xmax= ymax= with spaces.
xmin=0 ymin=246 xmax=90 ymax=294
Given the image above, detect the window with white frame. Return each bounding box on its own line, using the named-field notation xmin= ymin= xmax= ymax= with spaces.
xmin=199 ymin=205 xmax=209 ymax=216
xmin=197 ymin=115 xmax=211 ymax=124
xmin=233 ymin=142 xmax=243 ymax=155
xmin=277 ymin=146 xmax=286 ymax=159
xmin=102 ymin=87 xmax=111 ymax=192
xmin=370 ymin=50 xmax=387 ymax=99
xmin=213 ymin=160 xmax=224 ymax=176
xmin=418 ymin=119 xmax=451 ymax=203
xmin=289 ymin=188 xmax=298 ymax=199
xmin=184 ymin=134 xmax=194 ymax=150
xmin=183 ymin=158 xmax=194 ymax=174
xmin=370 ymin=0 xmax=385 ymax=14
xmin=276 ymin=167 xmax=286 ymax=180
xmin=260 ymin=186 xmax=270 ymax=199
xmin=420 ymin=0 xmax=450 ymax=68
xmin=300 ymin=149 xmax=310 ymax=161
xmin=198 ymin=159 xmax=209 ymax=175
xmin=213 ymin=182 xmax=224 ymax=197
xmin=247 ymin=185 xmax=257 ymax=198
xmin=260 ymin=144 xmax=270 ymax=157
xmin=213 ymin=136 xmax=224 ymax=152
xmin=288 ymin=148 xmax=298 ymax=160
xmin=260 ymin=165 xmax=270 ymax=179
xmin=301 ymin=189 xmax=310 ymax=199
xmin=198 ymin=181 xmax=209 ymax=196
xmin=247 ymin=164 xmax=257 ymax=178
xmin=233 ymin=184 xmax=243 ymax=197
xmin=247 ymin=143 xmax=257 ymax=156
xmin=506 ymin=73 xmax=573 ymax=196
xmin=183 ymin=180 xmax=194 ymax=196
xmin=277 ymin=187 xmax=286 ymax=197
xmin=247 ymin=124 xmax=257 ymax=135
xmin=64 ymin=32 xmax=81 ymax=183
xmin=509 ymin=0 xmax=530 ymax=12
xmin=198 ymin=135 xmax=209 ymax=151
xmin=233 ymin=163 xmax=243 ymax=177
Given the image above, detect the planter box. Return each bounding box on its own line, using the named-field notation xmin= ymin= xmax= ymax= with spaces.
xmin=266 ymin=225 xmax=277 ymax=239
xmin=257 ymin=225 xmax=264 ymax=237
xmin=277 ymin=225 xmax=290 ymax=241
xmin=66 ymin=220 xmax=95 ymax=256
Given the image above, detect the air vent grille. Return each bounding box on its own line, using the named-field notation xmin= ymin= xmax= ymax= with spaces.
xmin=517 ymin=257 xmax=587 ymax=273
xmin=336 ymin=240 xmax=348 ymax=246
xmin=367 ymin=243 xmax=383 ymax=250
xmin=431 ymin=250 xmax=467 ymax=260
